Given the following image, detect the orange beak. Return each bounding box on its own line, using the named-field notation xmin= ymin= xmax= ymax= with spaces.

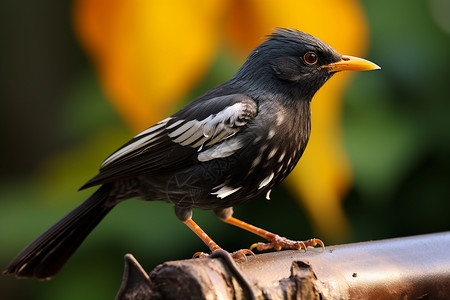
xmin=321 ymin=55 xmax=380 ymax=72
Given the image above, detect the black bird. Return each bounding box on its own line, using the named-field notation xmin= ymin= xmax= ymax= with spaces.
xmin=4 ymin=28 xmax=379 ymax=280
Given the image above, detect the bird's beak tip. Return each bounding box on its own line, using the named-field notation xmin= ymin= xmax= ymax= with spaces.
xmin=322 ymin=55 xmax=380 ymax=72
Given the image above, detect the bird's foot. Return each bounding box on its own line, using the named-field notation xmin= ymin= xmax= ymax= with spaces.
xmin=250 ymin=236 xmax=324 ymax=252
xmin=193 ymin=248 xmax=255 ymax=259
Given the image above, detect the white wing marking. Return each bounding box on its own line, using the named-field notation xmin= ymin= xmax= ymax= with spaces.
xmin=166 ymin=119 xmax=183 ymax=130
xmin=168 ymin=103 xmax=250 ymax=149
xmin=197 ymin=137 xmax=243 ymax=162
xmin=169 ymin=121 xmax=195 ymax=139
xmin=267 ymin=148 xmax=277 ymax=160
xmin=101 ymin=118 xmax=170 ymax=167
xmin=179 ymin=127 xmax=205 ymax=145
xmin=278 ymin=152 xmax=286 ymax=163
xmin=258 ymin=172 xmax=274 ymax=189
xmin=100 ymin=99 xmax=255 ymax=168
xmin=251 ymin=155 xmax=262 ymax=168
xmin=212 ymin=186 xmax=242 ymax=199
xmin=135 ymin=118 xmax=171 ymax=137
xmin=206 ymin=130 xmax=234 ymax=146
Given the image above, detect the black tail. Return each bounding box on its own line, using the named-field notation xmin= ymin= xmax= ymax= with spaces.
xmin=3 ymin=184 xmax=115 ymax=280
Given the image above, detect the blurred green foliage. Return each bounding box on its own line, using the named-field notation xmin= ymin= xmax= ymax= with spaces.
xmin=1 ymin=0 xmax=449 ymax=299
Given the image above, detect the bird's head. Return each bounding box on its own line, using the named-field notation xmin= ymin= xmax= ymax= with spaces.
xmin=233 ymin=28 xmax=380 ymax=100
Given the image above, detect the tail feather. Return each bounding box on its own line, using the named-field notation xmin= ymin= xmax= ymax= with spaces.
xmin=3 ymin=184 xmax=114 ymax=279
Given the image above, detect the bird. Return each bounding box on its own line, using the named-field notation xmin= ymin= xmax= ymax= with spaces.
xmin=4 ymin=28 xmax=379 ymax=280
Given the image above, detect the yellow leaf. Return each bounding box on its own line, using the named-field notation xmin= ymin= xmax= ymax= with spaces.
xmin=74 ymin=0 xmax=226 ymax=131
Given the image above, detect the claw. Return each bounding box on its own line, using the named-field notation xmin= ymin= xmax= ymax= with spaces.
xmin=193 ymin=251 xmax=210 ymax=258
xmin=231 ymin=249 xmax=255 ymax=260
xmin=304 ymin=238 xmax=325 ymax=252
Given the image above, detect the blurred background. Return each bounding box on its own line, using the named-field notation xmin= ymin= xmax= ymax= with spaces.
xmin=1 ymin=0 xmax=449 ymax=299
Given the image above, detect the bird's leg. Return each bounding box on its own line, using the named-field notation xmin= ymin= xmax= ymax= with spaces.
xmin=215 ymin=208 xmax=324 ymax=252
xmin=183 ymin=218 xmax=221 ymax=256
xmin=182 ymin=218 xmax=253 ymax=259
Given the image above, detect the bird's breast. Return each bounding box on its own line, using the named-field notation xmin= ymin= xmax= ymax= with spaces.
xmin=245 ymin=118 xmax=310 ymax=189
xmin=210 ymin=102 xmax=311 ymax=205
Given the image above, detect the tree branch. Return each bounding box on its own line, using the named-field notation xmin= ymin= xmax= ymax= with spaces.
xmin=116 ymin=232 xmax=450 ymax=299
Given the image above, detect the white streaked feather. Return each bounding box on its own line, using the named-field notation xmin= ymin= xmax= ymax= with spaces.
xmin=18 ymin=263 xmax=29 ymax=273
xmin=197 ymin=137 xmax=243 ymax=162
xmin=277 ymin=165 xmax=284 ymax=173
xmin=266 ymin=189 xmax=272 ymax=200
xmin=101 ymin=100 xmax=255 ymax=168
xmin=267 ymin=148 xmax=277 ymax=160
xmin=206 ymin=130 xmax=235 ymax=146
xmin=278 ymin=152 xmax=286 ymax=163
xmin=101 ymin=135 xmax=159 ymax=168
xmin=251 ymin=155 xmax=262 ymax=169
xmin=101 ymin=119 xmax=170 ymax=167
xmin=166 ymin=119 xmax=183 ymax=130
xmin=212 ymin=186 xmax=242 ymax=199
xmin=200 ymin=116 xmax=217 ymax=138
xmin=168 ymin=103 xmax=250 ymax=149
xmin=101 ymin=134 xmax=162 ymax=167
xmin=193 ymin=138 xmax=207 ymax=149
xmin=135 ymin=118 xmax=171 ymax=137
xmin=169 ymin=121 xmax=195 ymax=138
xmin=172 ymin=122 xmax=203 ymax=145
xmin=178 ymin=128 xmax=205 ymax=146
xmin=259 ymin=172 xmax=274 ymax=189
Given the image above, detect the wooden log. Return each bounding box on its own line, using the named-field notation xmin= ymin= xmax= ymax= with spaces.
xmin=116 ymin=232 xmax=450 ymax=299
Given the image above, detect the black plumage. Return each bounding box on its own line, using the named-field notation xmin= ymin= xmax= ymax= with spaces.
xmin=4 ymin=28 xmax=379 ymax=279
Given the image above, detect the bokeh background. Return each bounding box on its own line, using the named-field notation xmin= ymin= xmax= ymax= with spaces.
xmin=1 ymin=0 xmax=449 ymax=299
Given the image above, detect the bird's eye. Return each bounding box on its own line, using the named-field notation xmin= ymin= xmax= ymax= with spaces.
xmin=303 ymin=52 xmax=318 ymax=65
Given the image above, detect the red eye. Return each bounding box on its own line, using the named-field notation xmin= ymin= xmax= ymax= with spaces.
xmin=303 ymin=52 xmax=318 ymax=65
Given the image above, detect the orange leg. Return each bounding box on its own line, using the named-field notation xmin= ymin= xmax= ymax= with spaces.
xmin=183 ymin=218 xmax=254 ymax=258
xmin=183 ymin=219 xmax=221 ymax=253
xmin=222 ymin=216 xmax=324 ymax=252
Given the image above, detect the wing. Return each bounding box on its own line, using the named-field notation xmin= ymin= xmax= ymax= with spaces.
xmin=80 ymin=94 xmax=258 ymax=190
